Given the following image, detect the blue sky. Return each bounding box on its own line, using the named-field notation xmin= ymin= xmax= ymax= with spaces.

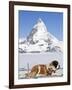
xmin=19 ymin=10 xmax=63 ymax=41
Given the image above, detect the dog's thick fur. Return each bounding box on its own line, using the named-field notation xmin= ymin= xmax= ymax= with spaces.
xmin=26 ymin=60 xmax=60 ymax=78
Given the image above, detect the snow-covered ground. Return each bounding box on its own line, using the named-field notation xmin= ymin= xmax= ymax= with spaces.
xmin=18 ymin=52 xmax=63 ymax=69
xmin=18 ymin=68 xmax=63 ymax=79
xmin=18 ymin=51 xmax=63 ymax=79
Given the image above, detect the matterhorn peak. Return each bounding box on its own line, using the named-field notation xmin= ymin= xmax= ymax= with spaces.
xmin=19 ymin=18 xmax=63 ymax=53
xmin=27 ymin=18 xmax=49 ymax=44
xmin=34 ymin=18 xmax=47 ymax=29
xmin=37 ymin=18 xmax=42 ymax=23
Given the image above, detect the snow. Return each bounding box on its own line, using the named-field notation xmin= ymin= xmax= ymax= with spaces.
xmin=18 ymin=68 xmax=63 ymax=79
xmin=18 ymin=52 xmax=63 ymax=69
xmin=18 ymin=18 xmax=63 ymax=79
xmin=18 ymin=52 xmax=63 ymax=79
xmin=30 ymin=18 xmax=48 ymax=42
xmin=19 ymin=18 xmax=63 ymax=53
xmin=19 ymin=38 xmax=26 ymax=44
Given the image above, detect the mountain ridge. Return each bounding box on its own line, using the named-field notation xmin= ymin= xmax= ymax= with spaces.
xmin=19 ymin=18 xmax=63 ymax=53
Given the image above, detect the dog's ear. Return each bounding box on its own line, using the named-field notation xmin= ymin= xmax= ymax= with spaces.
xmin=52 ymin=60 xmax=58 ymax=68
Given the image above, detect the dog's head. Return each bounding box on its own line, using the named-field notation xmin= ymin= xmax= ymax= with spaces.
xmin=51 ymin=60 xmax=60 ymax=70
xmin=47 ymin=60 xmax=60 ymax=75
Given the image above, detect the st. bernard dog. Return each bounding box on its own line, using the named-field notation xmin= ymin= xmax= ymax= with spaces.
xmin=26 ymin=60 xmax=60 ymax=78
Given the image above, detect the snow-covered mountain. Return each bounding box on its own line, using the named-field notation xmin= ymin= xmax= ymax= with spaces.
xmin=19 ymin=18 xmax=63 ymax=53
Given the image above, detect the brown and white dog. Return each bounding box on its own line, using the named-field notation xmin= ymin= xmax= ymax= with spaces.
xmin=26 ymin=60 xmax=60 ymax=78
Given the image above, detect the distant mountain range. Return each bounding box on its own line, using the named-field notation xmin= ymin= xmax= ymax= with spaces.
xmin=19 ymin=18 xmax=63 ymax=53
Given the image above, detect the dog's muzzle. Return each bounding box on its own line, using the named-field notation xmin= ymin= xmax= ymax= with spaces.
xmin=57 ymin=65 xmax=60 ymax=70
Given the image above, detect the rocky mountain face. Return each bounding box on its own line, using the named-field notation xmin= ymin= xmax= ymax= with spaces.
xmin=19 ymin=18 xmax=63 ymax=53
